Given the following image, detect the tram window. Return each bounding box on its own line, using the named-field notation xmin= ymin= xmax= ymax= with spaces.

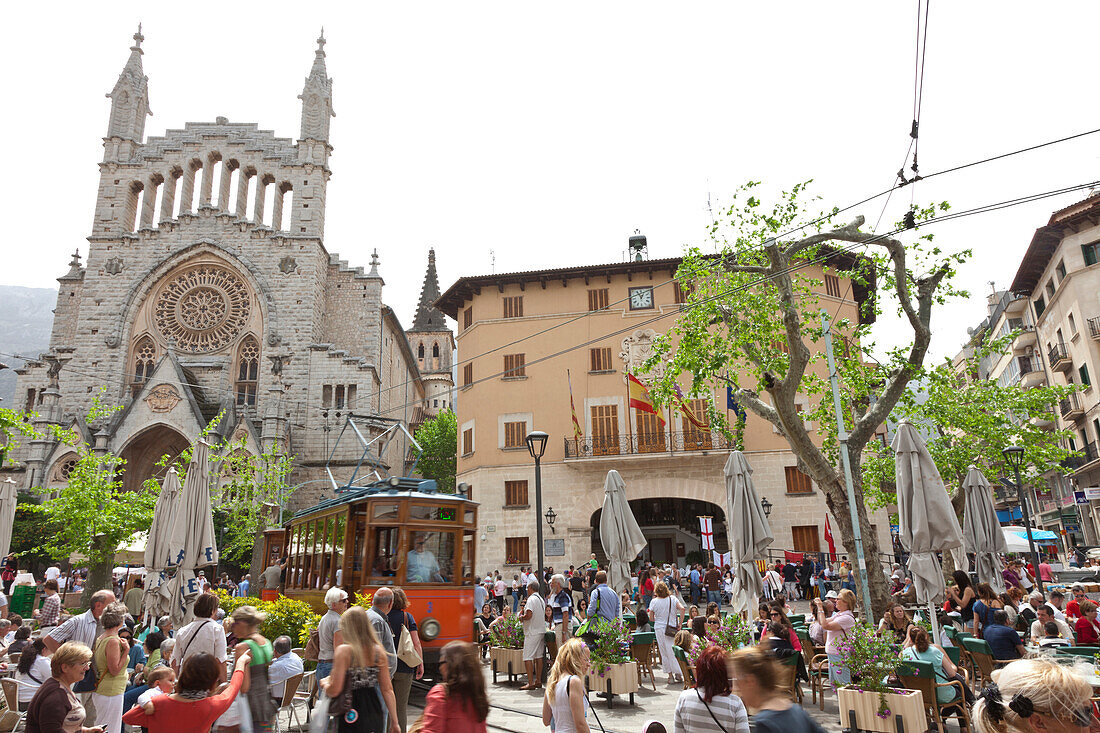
xmin=333 ymin=514 xmax=346 ymax=587
xmin=373 ymin=503 xmax=399 ymax=520
xmin=406 ymin=530 xmax=455 ymax=583
xmin=461 ymin=531 xmax=474 ymax=584
xmin=369 ymin=527 xmax=399 ymax=584
xmin=409 ymin=504 xmax=457 ymax=522
xmin=464 ymin=509 xmax=476 ymax=525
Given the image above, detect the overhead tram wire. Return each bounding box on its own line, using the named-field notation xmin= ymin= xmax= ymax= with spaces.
xmin=11 ymin=125 xmax=1100 ymax=414
xmin=324 ymin=124 xmax=1100 ymax=412
xmin=14 ymin=176 xmax=1097 ymax=425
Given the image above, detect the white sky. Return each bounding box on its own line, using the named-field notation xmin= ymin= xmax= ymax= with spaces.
xmin=3 ymin=2 xmax=1099 ymax=361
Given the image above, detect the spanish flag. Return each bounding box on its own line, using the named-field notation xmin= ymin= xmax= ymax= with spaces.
xmin=627 ymin=373 xmax=665 ymax=425
xmin=567 ymin=369 xmax=583 ymax=441
xmin=673 ymin=384 xmax=710 ymax=430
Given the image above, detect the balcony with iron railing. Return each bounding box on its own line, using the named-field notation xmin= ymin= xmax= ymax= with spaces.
xmin=1089 ymin=317 xmax=1100 ymax=341
xmin=1049 ymin=342 xmax=1071 ymax=372
xmin=564 ymin=430 xmax=733 ymax=459
xmin=1060 ymin=392 xmax=1084 ymax=421
xmin=1065 ymin=441 xmax=1100 ymax=473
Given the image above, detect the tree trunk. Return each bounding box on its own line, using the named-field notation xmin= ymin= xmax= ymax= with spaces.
xmin=248 ymin=530 xmax=266 ymax=586
xmin=823 ymin=458 xmax=891 ymax=622
xmin=83 ymin=535 xmax=114 ymax=608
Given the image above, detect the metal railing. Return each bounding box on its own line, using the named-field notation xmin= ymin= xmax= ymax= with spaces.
xmin=1089 ymin=317 xmax=1100 ymax=340
xmin=1060 ymin=392 xmax=1083 ymax=419
xmin=564 ymin=430 xmax=734 ymax=458
xmin=1049 ymin=342 xmax=1070 ymax=367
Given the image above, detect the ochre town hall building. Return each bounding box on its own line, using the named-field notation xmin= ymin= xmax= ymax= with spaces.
xmin=2 ymin=30 xmax=454 ymax=515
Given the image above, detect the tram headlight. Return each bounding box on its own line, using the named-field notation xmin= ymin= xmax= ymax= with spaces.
xmin=420 ymin=617 xmax=441 ymax=641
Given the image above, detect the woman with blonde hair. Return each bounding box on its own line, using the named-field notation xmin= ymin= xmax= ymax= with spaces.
xmin=227 ymin=605 xmax=276 ymax=732
xmin=418 ymin=641 xmax=488 ymax=732
xmin=972 ymin=658 xmax=1095 ymax=733
xmin=542 ymin=638 xmax=592 ymax=733
xmin=321 ymin=605 xmax=400 ymax=733
xmin=649 ymin=581 xmax=686 ymax=684
xmin=812 ymin=588 xmax=856 ymax=687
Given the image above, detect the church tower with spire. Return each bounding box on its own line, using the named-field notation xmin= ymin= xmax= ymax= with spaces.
xmin=407 ymin=248 xmax=456 ymax=415
xmin=103 ymin=25 xmax=151 ymax=164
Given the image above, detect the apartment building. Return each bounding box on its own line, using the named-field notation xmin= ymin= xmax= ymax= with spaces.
xmin=436 ymin=249 xmax=892 ymax=572
xmin=1010 ymin=192 xmax=1100 ymax=544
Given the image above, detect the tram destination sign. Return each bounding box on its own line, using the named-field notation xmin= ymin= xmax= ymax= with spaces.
xmin=545 ymin=538 xmax=565 ymax=557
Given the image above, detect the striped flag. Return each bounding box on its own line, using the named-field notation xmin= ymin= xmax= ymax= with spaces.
xmin=672 ymin=384 xmax=710 ymax=430
xmin=627 ymin=373 xmax=665 ymax=425
xmin=824 ymin=514 xmax=836 ymax=557
xmin=567 ymin=369 xmax=583 ymax=442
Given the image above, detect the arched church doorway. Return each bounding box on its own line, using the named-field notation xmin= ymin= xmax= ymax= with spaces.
xmin=118 ymin=425 xmax=190 ymax=493
xmin=590 ymin=497 xmax=728 ymax=567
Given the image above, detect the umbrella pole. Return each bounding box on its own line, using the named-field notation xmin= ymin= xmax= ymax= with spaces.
xmin=929 ymin=599 xmax=941 ymax=650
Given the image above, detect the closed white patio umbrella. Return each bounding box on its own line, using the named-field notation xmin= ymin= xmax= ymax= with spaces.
xmin=142 ymin=467 xmax=181 ymax=624
xmin=0 ymin=478 xmax=18 ymax=561
xmin=164 ymin=441 xmax=219 ymax=625
xmin=893 ymin=420 xmax=964 ymax=644
xmin=962 ymin=466 xmax=1007 ymax=594
xmin=724 ymin=451 xmax=773 ymax=615
xmin=599 ymin=470 xmax=646 ymax=606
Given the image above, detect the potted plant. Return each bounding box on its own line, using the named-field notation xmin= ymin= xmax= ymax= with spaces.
xmin=488 ymin=614 xmax=525 ymax=683
xmin=585 ymin=617 xmax=639 ymax=705
xmin=686 ymin=612 xmax=754 ymax=668
xmin=835 ymin=623 xmax=924 ymax=733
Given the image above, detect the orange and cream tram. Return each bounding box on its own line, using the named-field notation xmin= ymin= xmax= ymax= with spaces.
xmin=278 ymin=477 xmax=478 ymax=671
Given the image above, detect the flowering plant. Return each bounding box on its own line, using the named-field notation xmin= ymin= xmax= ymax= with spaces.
xmin=686 ymin=613 xmax=753 ymax=668
xmin=837 ymin=622 xmax=901 ymax=718
xmin=587 ymin=617 xmax=632 ymax=675
xmin=489 ymin=614 xmax=524 ymax=650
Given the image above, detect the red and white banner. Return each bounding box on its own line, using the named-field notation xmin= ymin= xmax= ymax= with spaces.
xmin=699 ymin=516 xmax=715 ymax=551
xmin=712 ymin=551 xmax=731 ymax=568
xmin=824 ymin=514 xmax=836 ymax=557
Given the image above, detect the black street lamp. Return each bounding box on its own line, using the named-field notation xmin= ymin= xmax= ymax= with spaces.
xmin=545 ymin=506 xmax=557 ymax=534
xmin=761 ymin=496 xmax=773 ymax=518
xmin=526 ymin=430 xmax=549 ymax=594
xmin=1003 ymin=445 xmax=1044 ymax=593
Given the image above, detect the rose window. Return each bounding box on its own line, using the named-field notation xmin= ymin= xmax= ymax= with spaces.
xmin=154 ymin=265 xmax=251 ymax=353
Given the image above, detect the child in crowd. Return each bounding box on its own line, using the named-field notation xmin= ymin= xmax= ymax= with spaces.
xmin=138 ymin=666 xmax=177 ymax=713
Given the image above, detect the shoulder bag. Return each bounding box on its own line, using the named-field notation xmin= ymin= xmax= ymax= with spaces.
xmin=576 ymin=590 xmax=601 ymax=637
xmin=397 ymin=612 xmax=422 ymax=667
xmin=662 ymin=598 xmax=678 ymax=638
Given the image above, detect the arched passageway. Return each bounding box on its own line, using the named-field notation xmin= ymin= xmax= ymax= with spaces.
xmin=118 ymin=424 xmax=190 ymax=493
xmin=590 ymin=497 xmax=727 ymax=566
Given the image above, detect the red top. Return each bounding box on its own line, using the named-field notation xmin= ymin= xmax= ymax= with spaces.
xmin=122 ymin=669 xmax=244 ymax=732
xmin=420 ymin=684 xmax=487 ymax=733
xmin=1076 ymin=616 xmax=1100 ymax=645
xmin=642 ymin=578 xmax=654 ymax=596
xmin=1067 ymin=600 xmax=1081 ymax=619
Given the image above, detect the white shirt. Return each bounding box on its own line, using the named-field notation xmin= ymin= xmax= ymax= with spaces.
xmin=137 ymin=687 xmax=167 ymax=708
xmin=172 ymin=617 xmax=227 ymax=667
xmin=523 ymin=593 xmax=547 ymax=636
xmin=44 ymin=567 xmax=61 ymax=582
xmin=764 ymin=570 xmax=782 ymax=591
xmin=47 ymin=609 xmax=99 ymax=649
xmin=15 ymin=656 xmax=51 ymax=703
xmin=649 ymin=595 xmax=684 ymax=629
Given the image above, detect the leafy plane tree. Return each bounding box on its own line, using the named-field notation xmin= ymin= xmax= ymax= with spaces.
xmin=646 ymin=181 xmax=967 ymax=617
xmin=415 ymin=409 xmax=457 ymax=493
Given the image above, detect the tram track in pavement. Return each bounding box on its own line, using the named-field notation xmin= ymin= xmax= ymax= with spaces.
xmin=408 ymin=679 xmax=634 ymax=733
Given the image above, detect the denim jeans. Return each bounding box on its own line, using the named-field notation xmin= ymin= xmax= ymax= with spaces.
xmin=706 ymin=590 xmax=721 ymax=606
xmin=815 ymin=578 xmax=828 ymax=600
xmin=689 ymin=582 xmax=701 ymax=604
xmin=316 ymin=660 xmax=333 ymax=684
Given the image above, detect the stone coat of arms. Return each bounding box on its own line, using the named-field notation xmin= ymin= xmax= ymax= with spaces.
xmin=145 ymin=384 xmax=182 ymax=413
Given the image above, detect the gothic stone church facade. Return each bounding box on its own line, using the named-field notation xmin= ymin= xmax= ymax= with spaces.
xmin=3 ymin=29 xmax=454 ymax=513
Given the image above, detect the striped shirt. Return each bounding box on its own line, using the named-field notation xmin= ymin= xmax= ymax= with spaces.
xmin=38 ymin=594 xmax=61 ymax=627
xmin=673 ymin=689 xmax=749 ymax=733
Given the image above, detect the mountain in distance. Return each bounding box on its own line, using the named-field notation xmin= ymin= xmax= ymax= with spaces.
xmin=0 ymin=286 xmax=55 ymax=407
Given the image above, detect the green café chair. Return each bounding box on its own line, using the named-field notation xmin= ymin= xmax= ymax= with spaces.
xmin=672 ymin=645 xmax=695 ymax=689
xmin=630 ymin=631 xmax=657 ymax=690
xmin=1055 ymin=646 xmax=1100 ymax=659
xmin=897 ymin=658 xmax=971 ymax=733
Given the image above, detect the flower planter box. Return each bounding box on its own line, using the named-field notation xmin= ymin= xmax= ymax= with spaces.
xmin=838 ymin=687 xmax=925 ymax=733
xmin=586 ymin=660 xmax=639 ymax=709
xmin=489 ymin=646 xmax=525 ymax=684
